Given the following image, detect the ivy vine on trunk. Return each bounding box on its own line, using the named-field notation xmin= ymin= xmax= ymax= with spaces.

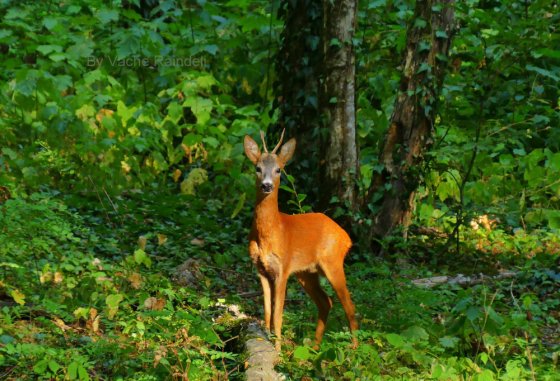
xmin=366 ymin=0 xmax=456 ymax=248
xmin=275 ymin=0 xmax=359 ymax=217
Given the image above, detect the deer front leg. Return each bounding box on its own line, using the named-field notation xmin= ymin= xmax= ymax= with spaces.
xmin=272 ymin=274 xmax=288 ymax=351
xmin=258 ymin=273 xmax=272 ymax=331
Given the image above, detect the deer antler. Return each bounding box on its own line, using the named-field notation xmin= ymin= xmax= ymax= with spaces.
xmin=271 ymin=128 xmax=285 ymax=154
xmin=260 ymin=131 xmax=269 ymax=153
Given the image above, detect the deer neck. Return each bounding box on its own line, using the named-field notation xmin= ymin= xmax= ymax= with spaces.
xmin=253 ymin=190 xmax=281 ymax=239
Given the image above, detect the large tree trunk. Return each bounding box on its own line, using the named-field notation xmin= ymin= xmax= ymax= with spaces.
xmin=319 ymin=0 xmax=359 ymax=212
xmin=274 ymin=0 xmax=323 ymax=168
xmin=274 ymin=0 xmax=324 ymax=206
xmin=275 ymin=0 xmax=359 ymax=215
xmin=367 ymin=0 xmax=455 ymax=244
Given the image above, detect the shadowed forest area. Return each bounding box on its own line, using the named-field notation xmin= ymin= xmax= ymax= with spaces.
xmin=0 ymin=0 xmax=559 ymax=379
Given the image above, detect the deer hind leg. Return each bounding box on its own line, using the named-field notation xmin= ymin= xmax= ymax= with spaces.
xmin=321 ymin=262 xmax=358 ymax=347
xmin=296 ymin=271 xmax=333 ymax=348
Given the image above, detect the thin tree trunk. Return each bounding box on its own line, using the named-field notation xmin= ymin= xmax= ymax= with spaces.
xmin=319 ymin=0 xmax=359 ymax=212
xmin=367 ymin=0 xmax=455 ymax=244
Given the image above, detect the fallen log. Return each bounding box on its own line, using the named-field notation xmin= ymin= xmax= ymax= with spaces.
xmin=211 ymin=301 xmax=282 ymax=380
xmin=412 ymin=270 xmax=518 ymax=288
xmin=241 ymin=320 xmax=282 ymax=381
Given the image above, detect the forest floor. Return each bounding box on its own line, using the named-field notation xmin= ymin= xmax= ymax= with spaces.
xmin=0 ymin=191 xmax=558 ymax=380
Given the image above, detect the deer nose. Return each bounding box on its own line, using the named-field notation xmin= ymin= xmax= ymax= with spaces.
xmin=261 ymin=182 xmax=273 ymax=193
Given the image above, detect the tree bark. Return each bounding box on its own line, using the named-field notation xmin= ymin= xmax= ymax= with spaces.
xmin=274 ymin=0 xmax=324 ymax=207
xmin=275 ymin=0 xmax=359 ymax=215
xmin=275 ymin=0 xmax=323 ymax=152
xmin=319 ymin=0 xmax=359 ymax=212
xmin=367 ymin=0 xmax=455 ymax=244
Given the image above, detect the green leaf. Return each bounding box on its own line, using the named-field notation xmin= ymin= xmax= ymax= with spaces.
xmin=97 ymin=9 xmax=119 ymax=24
xmin=231 ymin=192 xmax=246 ymax=218
xmin=133 ymin=249 xmax=152 ymax=268
xmin=68 ymin=362 xmax=78 ymax=379
xmin=368 ymin=0 xmax=386 ymax=9
xmin=414 ymin=18 xmax=427 ymax=29
xmin=385 ymin=333 xmax=405 ymax=348
xmin=330 ymin=38 xmax=341 ymax=47
xmin=401 ymin=326 xmax=429 ymax=342
xmin=78 ymin=365 xmax=90 ymax=380
xmin=439 ymin=336 xmax=459 ymax=348
xmin=49 ymin=53 xmax=67 ymax=62
xmin=106 ymin=294 xmax=124 ymax=309
xmin=43 ymin=17 xmax=59 ymax=30
xmin=167 ymin=102 xmax=183 ymax=123
xmin=10 ymin=289 xmax=25 ymax=305
xmin=535 ymin=48 xmax=560 ymax=59
xmin=37 ymin=45 xmax=63 ymax=56
xmin=34 ymin=359 xmax=48 ymax=375
xmin=545 ymin=210 xmax=560 ymax=230
xmin=203 ymin=44 xmax=219 ymax=55
xmin=66 ymin=42 xmax=94 ymax=60
xmin=526 ymin=64 xmax=560 ymax=82
xmin=293 ymin=345 xmax=313 ymax=360
xmin=466 ymin=306 xmax=482 ymax=322
xmin=203 ymin=136 xmax=219 ymax=148
xmin=183 ymin=97 xmax=213 ymax=125
xmin=474 ymin=369 xmax=495 ymax=381
xmin=48 ymin=360 xmax=60 ymax=373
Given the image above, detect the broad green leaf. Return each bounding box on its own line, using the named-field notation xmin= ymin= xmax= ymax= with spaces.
xmin=526 ymin=64 xmax=560 ymax=82
xmin=10 ymin=289 xmax=25 ymax=305
xmin=48 ymin=360 xmax=60 ymax=373
xmin=97 ymin=9 xmax=119 ymax=24
xmin=385 ymin=333 xmax=405 ymax=348
xmin=439 ymin=336 xmax=459 ymax=348
xmin=231 ymin=192 xmax=246 ymax=218
xmin=536 ymin=48 xmax=560 ymax=59
xmin=66 ymin=42 xmax=94 ymax=60
xmin=133 ymin=249 xmax=152 ymax=268
xmin=414 ymin=18 xmax=427 ymax=29
xmin=37 ymin=45 xmax=63 ymax=56
xmin=293 ymin=345 xmax=313 ymax=360
xmin=203 ymin=44 xmax=219 ymax=55
xmin=183 ymin=97 xmax=213 ymax=125
xmin=0 ymin=29 xmax=13 ymax=39
xmin=466 ymin=306 xmax=482 ymax=322
xmin=68 ymin=362 xmax=78 ymax=379
xmin=78 ymin=365 xmax=89 ymax=380
xmin=33 ymin=359 xmax=48 ymax=375
xmin=402 ymin=326 xmax=429 ymax=342
xmin=106 ymin=293 xmax=124 ymax=309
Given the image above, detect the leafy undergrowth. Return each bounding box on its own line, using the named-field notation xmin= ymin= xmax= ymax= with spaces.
xmin=1 ymin=192 xmax=559 ymax=380
xmin=0 ymin=191 xmax=249 ymax=380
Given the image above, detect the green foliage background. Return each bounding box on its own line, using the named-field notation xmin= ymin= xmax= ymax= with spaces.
xmin=0 ymin=0 xmax=558 ymax=380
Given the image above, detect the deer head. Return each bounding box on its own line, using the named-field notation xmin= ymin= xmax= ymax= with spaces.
xmin=244 ymin=129 xmax=296 ymax=195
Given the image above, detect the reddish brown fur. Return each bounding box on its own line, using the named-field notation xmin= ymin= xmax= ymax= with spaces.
xmin=244 ymin=132 xmax=358 ymax=351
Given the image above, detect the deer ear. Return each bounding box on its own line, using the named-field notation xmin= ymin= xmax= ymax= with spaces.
xmin=244 ymin=135 xmax=261 ymax=164
xmin=278 ymin=138 xmax=296 ymax=167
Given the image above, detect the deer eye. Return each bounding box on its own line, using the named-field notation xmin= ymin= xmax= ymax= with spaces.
xmin=256 ymin=167 xmax=262 ymax=173
xmin=275 ymin=168 xmax=281 ymax=174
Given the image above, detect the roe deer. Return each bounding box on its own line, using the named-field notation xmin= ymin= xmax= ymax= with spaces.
xmin=244 ymin=130 xmax=358 ymax=351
